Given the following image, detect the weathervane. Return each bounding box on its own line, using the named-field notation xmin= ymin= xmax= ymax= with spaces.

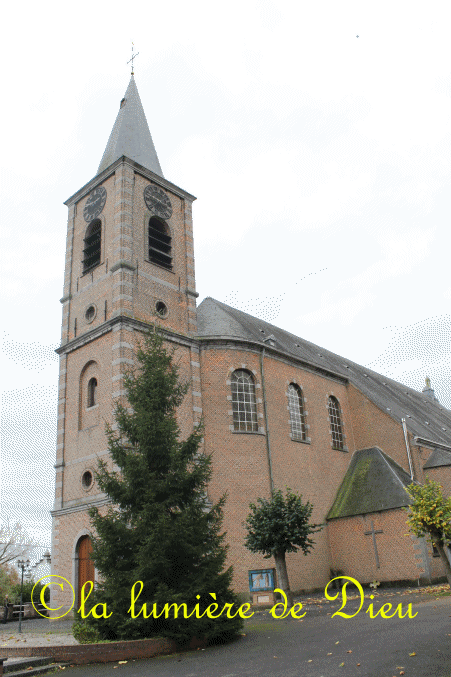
xmin=128 ymin=42 xmax=139 ymax=75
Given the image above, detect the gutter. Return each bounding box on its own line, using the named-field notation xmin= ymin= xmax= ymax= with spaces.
xmin=413 ymin=436 xmax=451 ymax=453
xmin=401 ymin=418 xmax=414 ymax=480
xmin=260 ymin=347 xmax=275 ymax=495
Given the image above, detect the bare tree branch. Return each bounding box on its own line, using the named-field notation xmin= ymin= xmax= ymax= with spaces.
xmin=0 ymin=522 xmax=35 ymax=566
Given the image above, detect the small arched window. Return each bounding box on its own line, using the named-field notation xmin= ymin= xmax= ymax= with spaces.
xmin=83 ymin=219 xmax=101 ymax=272
xmin=231 ymin=370 xmax=258 ymax=432
xmin=148 ymin=217 xmax=172 ymax=270
xmin=288 ymin=384 xmax=306 ymax=441
xmin=87 ymin=377 xmax=97 ymax=408
xmin=328 ymin=396 xmax=344 ymax=450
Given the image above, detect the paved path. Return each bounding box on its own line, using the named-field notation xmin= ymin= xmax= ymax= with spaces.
xmin=0 ymin=617 xmax=78 ymax=647
xmin=6 ymin=587 xmax=449 ymax=677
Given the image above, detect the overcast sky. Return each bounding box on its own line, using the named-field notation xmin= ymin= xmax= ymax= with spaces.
xmin=1 ymin=0 xmax=450 ymax=557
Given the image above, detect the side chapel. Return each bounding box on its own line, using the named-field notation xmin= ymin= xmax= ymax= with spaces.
xmin=51 ymin=75 xmax=451 ymax=614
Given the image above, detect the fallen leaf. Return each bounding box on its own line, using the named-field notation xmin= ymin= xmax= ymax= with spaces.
xmin=335 ymin=641 xmax=340 ymax=644
xmin=118 ymin=661 xmax=127 ymax=664
xmin=409 ymin=652 xmax=416 ymax=657
xmin=308 ymin=659 xmax=313 ymax=662
xmin=327 ymin=652 xmax=333 ymax=655
xmin=339 ymin=662 xmax=345 ymax=667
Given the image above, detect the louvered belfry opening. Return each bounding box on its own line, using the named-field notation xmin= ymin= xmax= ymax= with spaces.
xmin=83 ymin=219 xmax=101 ymax=272
xmin=149 ymin=217 xmax=172 ymax=269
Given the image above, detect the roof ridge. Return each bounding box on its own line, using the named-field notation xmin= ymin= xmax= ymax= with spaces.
xmin=379 ymin=448 xmax=412 ymax=487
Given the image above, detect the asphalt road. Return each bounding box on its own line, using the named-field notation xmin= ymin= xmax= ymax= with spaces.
xmin=58 ymin=592 xmax=451 ymax=677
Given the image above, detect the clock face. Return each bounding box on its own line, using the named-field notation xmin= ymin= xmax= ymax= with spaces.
xmin=144 ymin=185 xmax=173 ymax=220
xmin=83 ymin=186 xmax=107 ymax=223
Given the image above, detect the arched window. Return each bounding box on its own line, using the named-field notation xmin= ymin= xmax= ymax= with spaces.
xmin=231 ymin=370 xmax=258 ymax=432
xmin=328 ymin=396 xmax=344 ymax=450
xmin=148 ymin=217 xmax=172 ymax=270
xmin=83 ymin=219 xmax=101 ymax=272
xmin=87 ymin=377 xmax=97 ymax=408
xmin=288 ymin=384 xmax=306 ymax=441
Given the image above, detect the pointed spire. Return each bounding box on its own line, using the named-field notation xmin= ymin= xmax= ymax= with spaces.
xmin=97 ymin=75 xmax=163 ymax=177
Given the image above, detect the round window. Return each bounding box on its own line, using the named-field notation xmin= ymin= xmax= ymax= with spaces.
xmin=155 ymin=301 xmax=168 ymax=318
xmin=81 ymin=470 xmax=94 ymax=490
xmin=85 ymin=305 xmax=97 ymax=323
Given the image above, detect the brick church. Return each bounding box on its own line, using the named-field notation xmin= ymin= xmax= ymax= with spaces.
xmin=51 ymin=75 xmax=451 ymax=614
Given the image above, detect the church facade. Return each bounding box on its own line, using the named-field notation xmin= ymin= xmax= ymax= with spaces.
xmin=51 ymin=76 xmax=451 ymax=615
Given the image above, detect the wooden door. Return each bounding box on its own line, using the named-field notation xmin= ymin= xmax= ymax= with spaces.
xmin=77 ymin=536 xmax=95 ymax=609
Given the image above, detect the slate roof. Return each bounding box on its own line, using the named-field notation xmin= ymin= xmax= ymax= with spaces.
xmin=196 ymin=298 xmax=451 ymax=446
xmin=97 ymin=75 xmax=163 ymax=177
xmin=423 ymin=448 xmax=451 ymax=469
xmin=326 ymin=447 xmax=414 ymax=519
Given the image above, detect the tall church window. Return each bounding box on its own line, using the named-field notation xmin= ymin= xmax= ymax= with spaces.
xmin=328 ymin=396 xmax=344 ymax=450
xmin=87 ymin=377 xmax=97 ymax=408
xmin=83 ymin=219 xmax=101 ymax=272
xmin=288 ymin=384 xmax=306 ymax=441
xmin=148 ymin=217 xmax=172 ymax=270
xmin=231 ymin=370 xmax=258 ymax=432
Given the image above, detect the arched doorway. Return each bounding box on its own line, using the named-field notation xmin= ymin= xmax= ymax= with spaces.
xmin=77 ymin=535 xmax=95 ymax=609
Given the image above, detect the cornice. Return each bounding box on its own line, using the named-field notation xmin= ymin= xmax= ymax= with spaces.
xmin=196 ymin=335 xmax=348 ymax=385
xmin=51 ymin=496 xmax=110 ymax=517
xmin=64 ymin=156 xmax=196 ymax=207
xmin=55 ymin=315 xmax=198 ymax=356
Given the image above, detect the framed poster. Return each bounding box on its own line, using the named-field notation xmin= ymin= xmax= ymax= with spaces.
xmin=248 ymin=568 xmax=275 ymax=593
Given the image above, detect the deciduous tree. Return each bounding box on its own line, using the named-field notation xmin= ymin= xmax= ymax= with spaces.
xmin=405 ymin=479 xmax=451 ymax=586
xmin=0 ymin=564 xmax=19 ymax=602
xmin=244 ymin=488 xmax=322 ymax=607
xmin=0 ymin=522 xmax=34 ymax=567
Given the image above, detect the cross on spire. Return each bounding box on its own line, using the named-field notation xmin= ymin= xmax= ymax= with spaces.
xmin=127 ymin=43 xmax=139 ymax=75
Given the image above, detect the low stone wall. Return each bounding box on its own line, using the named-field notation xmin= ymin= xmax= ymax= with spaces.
xmin=4 ymin=636 xmax=205 ymax=665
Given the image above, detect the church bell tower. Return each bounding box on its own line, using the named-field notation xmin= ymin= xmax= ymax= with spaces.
xmin=51 ymin=75 xmax=200 ymax=614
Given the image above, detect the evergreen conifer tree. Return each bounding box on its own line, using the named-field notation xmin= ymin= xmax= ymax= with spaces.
xmin=81 ymin=329 xmax=242 ymax=645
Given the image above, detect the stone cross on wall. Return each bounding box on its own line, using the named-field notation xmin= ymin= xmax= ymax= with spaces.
xmin=364 ymin=520 xmax=383 ymax=568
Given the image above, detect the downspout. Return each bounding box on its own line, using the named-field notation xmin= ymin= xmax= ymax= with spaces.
xmin=260 ymin=347 xmax=274 ymax=495
xmin=401 ymin=418 xmax=414 ymax=481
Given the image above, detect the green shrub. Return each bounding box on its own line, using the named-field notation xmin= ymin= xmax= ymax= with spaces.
xmin=11 ymin=579 xmax=50 ymax=604
xmin=72 ymin=619 xmax=102 ymax=644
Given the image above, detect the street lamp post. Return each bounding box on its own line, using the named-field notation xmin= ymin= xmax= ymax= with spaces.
xmin=17 ymin=559 xmax=30 ymax=633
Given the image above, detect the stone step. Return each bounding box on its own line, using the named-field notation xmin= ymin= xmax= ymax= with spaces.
xmin=3 ymin=656 xmax=69 ymax=676
xmin=5 ymin=666 xmax=70 ymax=677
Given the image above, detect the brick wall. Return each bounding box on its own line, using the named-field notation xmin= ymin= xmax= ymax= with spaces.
xmin=328 ymin=509 xmax=427 ymax=583
xmin=4 ymin=636 xmax=180 ymax=665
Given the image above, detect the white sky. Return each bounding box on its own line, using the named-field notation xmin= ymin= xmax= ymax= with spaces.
xmin=1 ymin=0 xmax=450 ymax=555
